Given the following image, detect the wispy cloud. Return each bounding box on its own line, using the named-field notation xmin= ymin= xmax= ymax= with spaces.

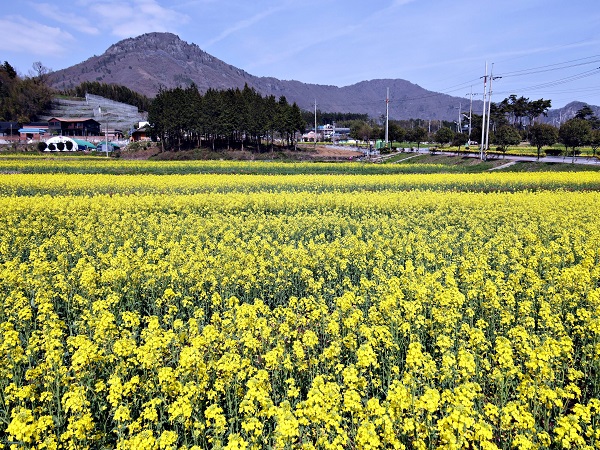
xmin=200 ymin=3 xmax=291 ymax=49
xmin=85 ymin=0 xmax=189 ymax=38
xmin=244 ymin=22 xmax=363 ymax=74
xmin=171 ymin=0 xmax=220 ymax=7
xmin=490 ymin=39 xmax=600 ymax=67
xmin=244 ymin=0 xmax=413 ymax=74
xmin=30 ymin=2 xmax=100 ymax=35
xmin=0 ymin=15 xmax=75 ymax=60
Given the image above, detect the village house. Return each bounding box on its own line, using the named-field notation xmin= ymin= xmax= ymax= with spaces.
xmin=48 ymin=117 xmax=101 ymax=137
xmin=19 ymin=123 xmax=49 ymax=140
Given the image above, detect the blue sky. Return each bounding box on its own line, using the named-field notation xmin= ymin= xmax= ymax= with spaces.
xmin=2 ymin=0 xmax=600 ymax=109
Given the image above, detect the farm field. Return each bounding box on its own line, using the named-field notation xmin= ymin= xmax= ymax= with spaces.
xmin=1 ymin=159 xmax=600 ymax=449
xmin=0 ymin=154 xmax=475 ymax=176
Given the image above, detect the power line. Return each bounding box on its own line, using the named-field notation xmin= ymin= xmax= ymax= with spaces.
xmin=428 ymin=78 xmax=482 ymax=95
xmin=497 ymin=54 xmax=600 ymax=77
xmin=541 ymin=86 xmax=600 ymax=95
xmin=494 ymin=67 xmax=600 ymax=96
xmin=499 ymin=59 xmax=600 ymax=78
xmin=306 ymin=55 xmax=600 ymax=112
xmin=399 ymin=66 xmax=600 ymax=105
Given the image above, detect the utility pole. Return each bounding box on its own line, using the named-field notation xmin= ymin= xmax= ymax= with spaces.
xmin=480 ymin=62 xmax=488 ymax=160
xmin=99 ymin=106 xmax=108 ymax=157
xmin=332 ymin=121 xmax=336 ymax=145
xmin=458 ymin=103 xmax=462 ymax=133
xmin=484 ymin=64 xmax=501 ymax=154
xmin=385 ymin=87 xmax=389 ymax=147
xmin=465 ymin=87 xmax=479 ymax=147
xmin=314 ymin=99 xmax=317 ymax=149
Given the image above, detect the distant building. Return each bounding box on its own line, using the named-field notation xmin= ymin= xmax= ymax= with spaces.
xmin=0 ymin=122 xmax=18 ymax=136
xmin=48 ymin=117 xmax=101 ymax=136
xmin=97 ymin=142 xmax=120 ymax=152
xmin=19 ymin=123 xmax=49 ymax=140
xmin=318 ymin=124 xmax=351 ymax=141
xmin=130 ymin=124 xmax=152 ymax=142
xmin=302 ymin=130 xmax=320 ymax=142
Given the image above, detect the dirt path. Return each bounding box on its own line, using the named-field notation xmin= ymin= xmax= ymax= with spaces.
xmin=314 ymin=145 xmax=363 ymax=158
xmin=489 ymin=161 xmax=518 ymax=170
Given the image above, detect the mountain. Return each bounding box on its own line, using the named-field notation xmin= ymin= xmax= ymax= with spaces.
xmin=51 ymin=32 xmax=597 ymax=122
xmin=542 ymin=101 xmax=600 ymax=125
xmin=49 ymin=32 xmax=485 ymax=121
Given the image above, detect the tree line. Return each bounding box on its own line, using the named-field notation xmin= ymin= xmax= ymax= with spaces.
xmin=2 ymin=58 xmax=599 ymax=159
xmin=61 ymin=81 xmax=151 ymax=112
xmin=300 ymin=110 xmax=369 ymax=126
xmin=430 ymin=104 xmax=600 ymax=159
xmin=340 ymin=96 xmax=600 ymax=159
xmin=0 ymin=61 xmax=54 ymax=123
xmin=147 ymin=84 xmax=306 ymax=152
xmin=0 ymin=61 xmax=151 ymax=123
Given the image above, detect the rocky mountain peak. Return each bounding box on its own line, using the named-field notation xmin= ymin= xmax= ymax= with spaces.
xmin=49 ymin=32 xmax=595 ymax=121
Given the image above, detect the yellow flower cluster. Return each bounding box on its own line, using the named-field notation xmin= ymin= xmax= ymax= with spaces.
xmin=1 ymin=169 xmax=600 ymax=449
xmin=1 ymin=161 xmax=600 ymax=196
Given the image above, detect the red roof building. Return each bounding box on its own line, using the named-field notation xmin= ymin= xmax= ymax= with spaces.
xmin=48 ymin=117 xmax=101 ymax=136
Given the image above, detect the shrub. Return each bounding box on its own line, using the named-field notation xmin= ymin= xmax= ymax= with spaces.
xmin=65 ymin=141 xmax=74 ymax=151
xmin=48 ymin=143 xmax=56 ymax=151
xmin=37 ymin=141 xmax=47 ymax=152
xmin=57 ymin=142 xmax=65 ymax=151
xmin=545 ymin=149 xmax=562 ymax=156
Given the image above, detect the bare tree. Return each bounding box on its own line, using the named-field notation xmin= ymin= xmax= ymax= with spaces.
xmin=29 ymin=61 xmax=51 ymax=85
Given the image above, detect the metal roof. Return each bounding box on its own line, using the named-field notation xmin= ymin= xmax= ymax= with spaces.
xmin=19 ymin=128 xmax=47 ymax=133
xmin=48 ymin=117 xmax=98 ymax=123
xmin=72 ymin=139 xmax=96 ymax=148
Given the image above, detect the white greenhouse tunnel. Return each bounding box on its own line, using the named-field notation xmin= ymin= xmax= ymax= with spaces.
xmin=44 ymin=136 xmax=78 ymax=151
xmin=43 ymin=136 xmax=97 ymax=151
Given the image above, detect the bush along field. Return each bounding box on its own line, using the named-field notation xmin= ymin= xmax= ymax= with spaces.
xmin=1 ymin=166 xmax=600 ymax=449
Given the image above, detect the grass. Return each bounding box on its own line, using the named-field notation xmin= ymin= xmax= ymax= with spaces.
xmin=503 ymin=161 xmax=600 ymax=172
xmin=2 ymin=145 xmax=600 ymax=175
xmin=440 ymin=144 xmax=599 ymax=158
xmin=388 ymin=153 xmax=505 ymax=171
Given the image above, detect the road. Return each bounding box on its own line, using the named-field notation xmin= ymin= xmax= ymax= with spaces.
xmin=389 ymin=147 xmax=600 ymax=166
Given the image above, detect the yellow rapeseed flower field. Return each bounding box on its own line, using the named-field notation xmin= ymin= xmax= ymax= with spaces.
xmin=2 ymin=164 xmax=600 ymax=449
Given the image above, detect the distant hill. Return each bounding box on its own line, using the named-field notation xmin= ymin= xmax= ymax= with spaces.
xmin=49 ymin=32 xmax=597 ymax=122
xmin=542 ymin=101 xmax=600 ymax=125
xmin=49 ymin=32 xmax=484 ymax=121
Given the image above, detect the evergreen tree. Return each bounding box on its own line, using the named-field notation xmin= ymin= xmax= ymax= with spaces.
xmin=202 ymin=88 xmax=223 ymax=151
xmin=264 ymin=94 xmax=278 ymax=151
xmin=289 ymin=102 xmax=306 ymax=150
xmin=1 ymin=61 xmax=17 ymax=79
xmin=64 ymin=81 xmax=151 ymax=111
xmin=574 ymin=105 xmax=600 ymax=129
xmin=147 ymin=87 xmax=168 ymax=151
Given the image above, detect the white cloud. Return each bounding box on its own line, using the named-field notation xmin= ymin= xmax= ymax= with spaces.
xmin=200 ymin=4 xmax=289 ymax=49
xmin=86 ymin=0 xmax=189 ymax=38
xmin=31 ymin=2 xmax=100 ymax=35
xmin=242 ymin=0 xmax=406 ymax=75
xmin=244 ymin=21 xmax=363 ymax=74
xmin=0 ymin=16 xmax=75 ymax=57
xmin=171 ymin=0 xmax=220 ymax=7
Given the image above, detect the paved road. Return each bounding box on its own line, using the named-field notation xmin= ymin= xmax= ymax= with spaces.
xmin=394 ymin=147 xmax=600 ymax=166
xmin=325 ymin=144 xmax=600 ymax=166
